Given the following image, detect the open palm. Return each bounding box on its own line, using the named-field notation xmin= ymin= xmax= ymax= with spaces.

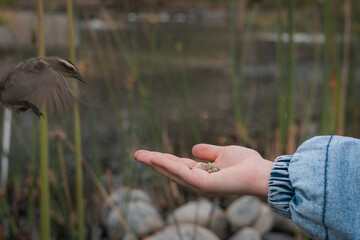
xmin=134 ymin=144 xmax=273 ymax=197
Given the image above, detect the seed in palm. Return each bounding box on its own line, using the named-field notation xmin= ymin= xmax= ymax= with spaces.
xmin=0 ymin=56 xmax=85 ymax=117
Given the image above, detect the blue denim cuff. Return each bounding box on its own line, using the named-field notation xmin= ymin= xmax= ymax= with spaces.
xmin=268 ymin=155 xmax=294 ymax=218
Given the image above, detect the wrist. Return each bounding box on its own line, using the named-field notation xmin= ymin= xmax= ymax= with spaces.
xmin=246 ymin=158 xmax=274 ymax=198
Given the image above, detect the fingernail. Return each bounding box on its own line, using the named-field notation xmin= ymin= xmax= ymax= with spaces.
xmin=134 ymin=152 xmax=142 ymax=160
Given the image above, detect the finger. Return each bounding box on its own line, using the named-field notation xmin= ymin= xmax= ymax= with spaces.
xmin=151 ymin=165 xmax=202 ymax=192
xmin=134 ymin=150 xmax=197 ymax=167
xmin=135 ymin=151 xmax=200 ymax=191
xmin=152 ymin=165 xmax=188 ymax=186
xmin=162 ymin=153 xmax=197 ymax=167
xmin=134 ymin=150 xmax=154 ymax=164
xmin=192 ymin=144 xmax=224 ymax=161
xmin=150 ymin=155 xmax=209 ymax=190
xmin=134 ymin=150 xmax=171 ymax=164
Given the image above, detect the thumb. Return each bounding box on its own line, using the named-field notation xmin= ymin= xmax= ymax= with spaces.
xmin=192 ymin=144 xmax=224 ymax=161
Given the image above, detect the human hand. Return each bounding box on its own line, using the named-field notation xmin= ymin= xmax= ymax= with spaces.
xmin=134 ymin=144 xmax=273 ymax=198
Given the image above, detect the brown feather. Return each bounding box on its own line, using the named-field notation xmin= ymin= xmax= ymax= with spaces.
xmin=0 ymin=57 xmax=84 ymax=116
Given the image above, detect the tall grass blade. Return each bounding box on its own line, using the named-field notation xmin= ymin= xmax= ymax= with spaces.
xmin=1 ymin=109 xmax=12 ymax=191
xmin=37 ymin=0 xmax=51 ymax=238
xmin=26 ymin=123 xmax=38 ymax=232
xmin=322 ymin=0 xmax=340 ymax=133
xmin=39 ymin=111 xmax=50 ymax=239
xmin=230 ymin=0 xmax=248 ymax=144
xmin=0 ymin=194 xmax=18 ymax=236
xmin=56 ymin=139 xmax=76 ymax=230
xmin=82 ymin=155 xmax=136 ymax=240
xmin=338 ymin=0 xmax=351 ymax=135
xmin=302 ymin=6 xmax=322 ymax=141
xmin=276 ymin=0 xmax=286 ymax=154
xmin=66 ymin=0 xmax=84 ymax=238
xmin=286 ymin=0 xmax=295 ymax=154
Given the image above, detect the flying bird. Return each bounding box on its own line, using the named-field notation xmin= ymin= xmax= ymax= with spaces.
xmin=0 ymin=56 xmax=85 ymax=117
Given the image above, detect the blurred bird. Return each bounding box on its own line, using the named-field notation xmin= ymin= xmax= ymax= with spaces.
xmin=0 ymin=56 xmax=85 ymax=117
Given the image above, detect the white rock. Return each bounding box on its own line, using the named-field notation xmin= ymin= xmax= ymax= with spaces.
xmin=146 ymin=223 xmax=220 ymax=240
xmin=226 ymin=196 xmax=261 ymax=230
xmin=102 ymin=188 xmax=153 ymax=222
xmin=252 ymin=203 xmax=275 ymax=234
xmin=229 ymin=227 xmax=261 ymax=240
xmin=167 ymin=198 xmax=228 ymax=239
xmin=103 ymin=188 xmax=163 ymax=239
xmin=105 ymin=201 xmax=164 ymax=239
xmin=108 ymin=188 xmax=152 ymax=206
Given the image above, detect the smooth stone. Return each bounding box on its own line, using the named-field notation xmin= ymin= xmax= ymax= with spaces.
xmin=102 ymin=188 xmax=153 ymax=225
xmin=226 ymin=196 xmax=261 ymax=230
xmin=104 ymin=200 xmax=164 ymax=239
xmin=228 ymin=227 xmax=261 ymax=240
xmin=252 ymin=203 xmax=275 ymax=234
xmin=146 ymin=223 xmax=220 ymax=240
xmin=167 ymin=198 xmax=228 ymax=239
xmin=263 ymin=232 xmax=295 ymax=240
xmin=107 ymin=188 xmax=152 ymax=207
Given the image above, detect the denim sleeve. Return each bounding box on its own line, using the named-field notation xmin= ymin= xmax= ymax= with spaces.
xmin=268 ymin=136 xmax=360 ymax=240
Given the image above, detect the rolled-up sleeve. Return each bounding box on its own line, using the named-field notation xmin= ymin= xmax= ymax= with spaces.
xmin=268 ymin=136 xmax=360 ymax=240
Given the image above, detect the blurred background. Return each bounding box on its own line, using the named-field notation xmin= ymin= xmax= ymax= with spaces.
xmin=0 ymin=0 xmax=359 ymax=239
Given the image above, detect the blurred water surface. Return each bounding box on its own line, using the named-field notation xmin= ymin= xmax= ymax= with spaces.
xmin=0 ymin=8 xmax=343 ymax=182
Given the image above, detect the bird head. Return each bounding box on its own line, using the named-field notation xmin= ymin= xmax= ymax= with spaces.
xmin=48 ymin=57 xmax=85 ymax=83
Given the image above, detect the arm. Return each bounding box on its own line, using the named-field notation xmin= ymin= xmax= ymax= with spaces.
xmin=268 ymin=136 xmax=360 ymax=240
xmin=134 ymin=136 xmax=360 ymax=239
xmin=134 ymin=144 xmax=273 ymax=197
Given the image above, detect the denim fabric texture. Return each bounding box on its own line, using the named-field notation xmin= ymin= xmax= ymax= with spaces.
xmin=268 ymin=136 xmax=360 ymax=240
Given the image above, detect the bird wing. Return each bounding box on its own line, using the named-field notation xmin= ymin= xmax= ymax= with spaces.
xmin=1 ymin=59 xmax=75 ymax=113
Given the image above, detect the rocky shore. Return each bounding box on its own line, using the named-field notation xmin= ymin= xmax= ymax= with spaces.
xmin=100 ymin=188 xmax=297 ymax=240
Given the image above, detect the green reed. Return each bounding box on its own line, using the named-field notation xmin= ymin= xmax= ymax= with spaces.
xmin=338 ymin=0 xmax=351 ymax=135
xmin=285 ymin=0 xmax=295 ymax=154
xmin=276 ymin=0 xmax=295 ymax=154
xmin=302 ymin=5 xmax=322 ymax=141
xmin=37 ymin=0 xmax=51 ymax=238
xmin=56 ymin=138 xmax=76 ymax=236
xmin=276 ymin=0 xmax=286 ymax=153
xmin=85 ymin=85 xmax=101 ymax=176
xmin=322 ymin=0 xmax=340 ymax=134
xmin=230 ymin=0 xmax=245 ymax=144
xmin=347 ymin=11 xmax=359 ymax=136
xmin=25 ymin=123 xmax=38 ymax=232
xmin=66 ymin=0 xmax=84 ymax=239
xmin=229 ymin=0 xmax=260 ymax=146
xmin=347 ymin=48 xmax=359 ymax=136
xmin=241 ymin=4 xmax=259 ymax=145
xmin=0 ymin=194 xmax=18 ymax=235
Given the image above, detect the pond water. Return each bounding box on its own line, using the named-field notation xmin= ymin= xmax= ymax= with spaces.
xmin=77 ymin=12 xmax=322 ymax=157
xmin=0 ymin=10 xmax=331 ymax=183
